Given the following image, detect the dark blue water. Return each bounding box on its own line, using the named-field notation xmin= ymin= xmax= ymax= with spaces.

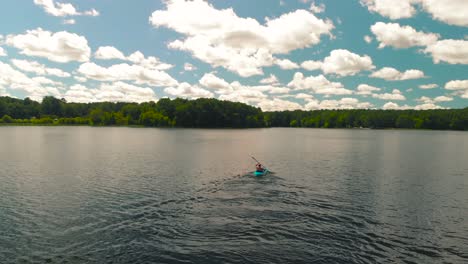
xmin=0 ymin=127 xmax=467 ymax=263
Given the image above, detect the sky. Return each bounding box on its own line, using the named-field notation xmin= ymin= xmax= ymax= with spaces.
xmin=0 ymin=0 xmax=467 ymax=111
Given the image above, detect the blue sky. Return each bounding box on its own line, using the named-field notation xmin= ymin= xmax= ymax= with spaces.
xmin=0 ymin=0 xmax=467 ymax=110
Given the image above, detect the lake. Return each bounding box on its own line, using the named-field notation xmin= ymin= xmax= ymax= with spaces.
xmin=0 ymin=127 xmax=467 ymax=263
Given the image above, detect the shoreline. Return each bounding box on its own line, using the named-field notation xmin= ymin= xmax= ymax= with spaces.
xmin=1 ymin=124 xmax=466 ymax=132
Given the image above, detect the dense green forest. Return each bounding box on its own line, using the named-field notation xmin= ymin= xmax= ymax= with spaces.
xmin=0 ymin=96 xmax=264 ymax=128
xmin=1 ymin=96 xmax=467 ymax=130
xmin=266 ymin=109 xmax=468 ymax=130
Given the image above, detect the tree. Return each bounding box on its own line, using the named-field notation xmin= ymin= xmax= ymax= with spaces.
xmin=396 ymin=115 xmax=415 ymax=128
xmin=139 ymin=110 xmax=171 ymax=127
xmin=450 ymin=110 xmax=468 ymax=130
xmin=89 ymin=109 xmax=105 ymax=125
xmin=1 ymin=114 xmax=13 ymax=123
xmin=174 ymin=103 xmax=195 ymax=127
xmin=121 ymin=104 xmax=141 ymax=124
xmin=156 ymin=98 xmax=176 ymax=119
xmin=101 ymin=112 xmax=116 ymax=125
xmin=114 ymin=112 xmax=129 ymax=126
xmin=41 ymin=96 xmax=63 ymax=116
xmin=0 ymin=99 xmax=6 ymax=117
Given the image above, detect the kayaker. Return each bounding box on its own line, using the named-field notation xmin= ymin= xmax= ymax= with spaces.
xmin=255 ymin=163 xmax=264 ymax=172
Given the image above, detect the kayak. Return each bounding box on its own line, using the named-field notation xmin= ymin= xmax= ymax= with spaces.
xmin=254 ymin=169 xmax=268 ymax=176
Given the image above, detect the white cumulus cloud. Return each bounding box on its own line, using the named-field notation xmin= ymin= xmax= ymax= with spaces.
xmin=461 ymin=90 xmax=468 ymax=99
xmin=260 ymin=74 xmax=280 ymax=85
xmin=198 ymin=73 xmax=288 ymax=104
xmin=288 ymin=72 xmax=353 ymax=95
xmin=370 ymin=67 xmax=425 ymax=81
xmin=0 ymin=62 xmax=33 ymax=88
xmin=202 ymin=73 xmax=284 ymax=99
xmin=77 ymin=62 xmax=178 ymax=87
xmin=301 ymin=60 xmax=322 ymax=71
xmin=445 ymin=80 xmax=468 ymax=90
xmin=6 ymin=28 xmax=91 ymax=63
xmin=382 ymin=102 xmax=401 ymax=110
xmin=258 ymin=98 xmax=303 ymax=111
xmin=184 ymin=63 xmax=196 ymax=71
xmin=414 ymin=103 xmax=443 ymax=110
xmin=420 ymin=0 xmax=468 ymax=27
xmin=127 ymin=51 xmax=173 ymax=71
xmin=372 ymin=89 xmax=406 ymax=100
xmin=364 ymin=35 xmax=373 ymax=43
xmin=309 ymin=2 xmax=325 ymax=13
xmin=434 ymin=96 xmax=453 ymax=102
xmin=63 ymin=84 xmax=94 ymax=103
xmin=416 ymin=96 xmax=434 ymax=104
xmin=64 ymin=82 xmax=157 ymax=103
xmin=11 ymin=59 xmax=71 ymax=78
xmin=415 ymin=95 xmax=451 ymax=104
xmin=275 ymin=59 xmax=300 ymax=70
xmin=356 ymin=84 xmax=381 ymax=95
xmin=419 ymin=84 xmax=438 ymax=89
xmin=305 ymin=97 xmax=373 ymax=110
xmin=362 ymin=0 xmax=468 ymax=27
xmin=370 ymin=22 xmax=439 ymax=49
xmin=0 ymin=86 xmax=9 ymax=96
xmin=295 ymin=93 xmax=315 ymax=101
xmin=268 ymin=87 xmax=290 ymax=94
xmin=95 ymin=47 xmax=173 ymax=70
xmin=370 ymin=22 xmax=468 ymax=64
xmin=0 ymin=61 xmax=64 ymax=101
xmin=95 ymin=46 xmax=126 ymax=60
xmin=298 ymin=50 xmax=376 ymax=76
xmin=34 ymin=0 xmax=99 ymax=17
xmin=219 ymin=87 xmax=267 ymax=105
xmin=424 ymin=39 xmax=468 ymax=64
xmin=199 ymin=73 xmax=232 ymax=91
xmin=164 ymin=82 xmax=214 ymax=99
xmin=361 ymin=0 xmax=418 ymax=20
xmin=321 ymin=49 xmax=375 ymax=76
xmin=149 ymin=0 xmax=333 ymax=77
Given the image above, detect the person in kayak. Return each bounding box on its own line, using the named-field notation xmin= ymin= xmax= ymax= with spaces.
xmin=255 ymin=163 xmax=264 ymax=172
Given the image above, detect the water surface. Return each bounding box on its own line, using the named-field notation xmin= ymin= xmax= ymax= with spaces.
xmin=0 ymin=127 xmax=467 ymax=263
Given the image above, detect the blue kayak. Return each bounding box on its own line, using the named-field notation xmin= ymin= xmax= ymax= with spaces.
xmin=254 ymin=169 xmax=268 ymax=176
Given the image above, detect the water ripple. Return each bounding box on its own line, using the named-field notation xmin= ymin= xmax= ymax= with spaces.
xmin=1 ymin=127 xmax=467 ymax=263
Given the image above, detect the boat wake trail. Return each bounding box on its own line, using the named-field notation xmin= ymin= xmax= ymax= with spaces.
xmin=2 ymin=169 xmax=466 ymax=264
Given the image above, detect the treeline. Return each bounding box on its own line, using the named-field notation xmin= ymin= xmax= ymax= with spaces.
xmin=0 ymin=96 xmax=467 ymax=130
xmin=265 ymin=109 xmax=468 ymax=130
xmin=0 ymin=96 xmax=264 ymax=128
